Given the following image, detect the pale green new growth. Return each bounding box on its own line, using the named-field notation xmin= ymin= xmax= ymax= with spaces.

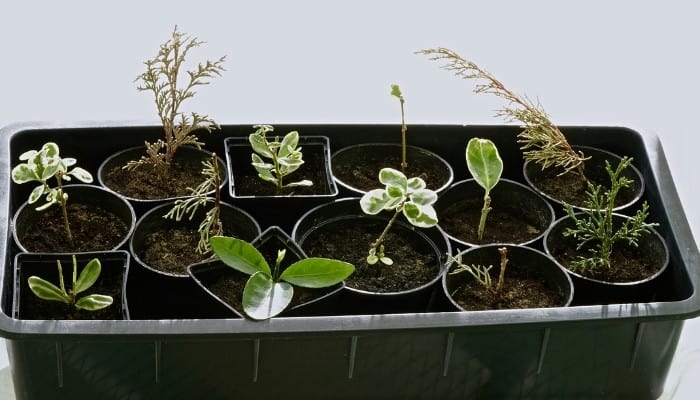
xmin=448 ymin=246 xmax=509 ymax=297
xmin=466 ymin=138 xmax=503 ymax=241
xmin=210 ymin=236 xmax=354 ymax=320
xmin=28 ymin=255 xmax=113 ymax=312
xmin=563 ymin=157 xmax=658 ymax=271
xmin=164 ymin=153 xmax=223 ymax=255
xmin=390 ymin=84 xmax=408 ymax=173
xmin=418 ymin=47 xmax=587 ymax=178
xmin=249 ymin=124 xmax=313 ymax=195
xmin=360 ymin=168 xmax=438 ymax=265
xmin=11 ymin=142 xmax=93 ymax=247
xmin=128 ymin=25 xmax=226 ymax=170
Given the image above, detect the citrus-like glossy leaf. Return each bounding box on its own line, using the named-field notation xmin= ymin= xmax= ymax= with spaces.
xmin=69 ymin=167 xmax=93 ymax=183
xmin=280 ymin=258 xmax=354 ymax=288
xmin=75 ymin=294 xmax=113 ymax=311
xmin=74 ymin=258 xmax=101 ymax=294
xmin=27 ymin=276 xmax=69 ymax=303
xmin=243 ymin=272 xmax=293 ymax=320
xmin=379 ymin=168 xmax=407 ymax=189
xmin=278 ymin=131 xmax=299 ymax=158
xmin=210 ymin=236 xmax=271 ymax=276
xmin=466 ymin=138 xmax=502 ymax=193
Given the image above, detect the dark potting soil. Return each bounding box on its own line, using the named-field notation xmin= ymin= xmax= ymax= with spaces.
xmin=103 ymin=157 xmax=214 ymax=200
xmin=449 ymin=264 xmax=566 ymax=311
xmin=300 ymin=219 xmax=440 ymax=293
xmin=19 ymin=203 xmax=129 ymax=252
xmin=333 ymin=153 xmax=449 ymax=192
xmin=440 ymin=199 xmax=542 ymax=244
xmin=139 ymin=226 xmax=209 ymax=275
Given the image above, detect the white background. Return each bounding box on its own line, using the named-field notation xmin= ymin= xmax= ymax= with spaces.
xmin=1 ymin=1 xmax=698 ymax=398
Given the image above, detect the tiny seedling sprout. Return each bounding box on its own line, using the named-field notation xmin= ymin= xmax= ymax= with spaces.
xmin=249 ymin=124 xmax=313 ymax=195
xmin=390 ymin=84 xmax=408 ymax=173
xmin=210 ymin=236 xmax=354 ymax=320
xmin=466 ymin=138 xmax=503 ymax=241
xmin=11 ymin=142 xmax=93 ymax=248
xmin=563 ymin=157 xmax=658 ymax=272
xmin=360 ymin=167 xmax=438 ymax=265
xmin=28 ymin=255 xmax=113 ymax=312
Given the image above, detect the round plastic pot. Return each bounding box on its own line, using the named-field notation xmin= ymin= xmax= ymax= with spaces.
xmin=435 ymin=178 xmax=554 ymax=249
xmin=523 ymin=145 xmax=644 ymax=216
xmin=188 ymin=226 xmax=345 ymax=319
xmin=331 ymin=143 xmax=454 ymax=196
xmin=544 ymin=213 xmax=669 ymax=305
xmin=292 ymin=197 xmax=451 ymax=315
xmin=442 ymin=244 xmax=574 ymax=312
xmin=12 ymin=184 xmax=136 ymax=253
xmin=13 ymin=251 xmax=130 ymax=320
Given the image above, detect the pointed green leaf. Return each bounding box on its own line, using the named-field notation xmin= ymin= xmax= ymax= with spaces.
xmin=466 ymin=138 xmax=503 ymax=193
xmin=278 ymin=131 xmax=299 ymax=158
xmin=28 ymin=276 xmax=70 ymax=303
xmin=280 ymin=258 xmax=354 ymax=288
xmin=75 ymin=294 xmax=113 ymax=311
xmin=243 ymin=272 xmax=293 ymax=320
xmin=74 ymin=258 xmax=101 ymax=294
xmin=210 ymin=236 xmax=271 ymax=276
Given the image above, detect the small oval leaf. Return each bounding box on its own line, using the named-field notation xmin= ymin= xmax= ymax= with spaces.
xmin=466 ymin=138 xmax=503 ymax=193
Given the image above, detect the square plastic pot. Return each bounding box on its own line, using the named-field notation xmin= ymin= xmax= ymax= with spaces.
xmin=0 ymin=122 xmax=698 ymax=400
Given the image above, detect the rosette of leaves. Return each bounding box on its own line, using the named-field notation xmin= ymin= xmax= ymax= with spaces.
xmin=466 ymin=138 xmax=503 ymax=241
xmin=28 ymin=255 xmax=113 ymax=312
xmin=210 ymin=236 xmax=354 ymax=320
xmin=360 ymin=167 xmax=438 ymax=265
xmin=11 ymin=142 xmax=93 ymax=247
xmin=249 ymin=124 xmax=312 ymax=195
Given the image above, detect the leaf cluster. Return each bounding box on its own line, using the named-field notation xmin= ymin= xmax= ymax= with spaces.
xmin=563 ymin=157 xmax=658 ymax=271
xmin=418 ymin=47 xmax=587 ymax=176
xmin=28 ymin=255 xmax=113 ymax=312
xmin=249 ymin=125 xmax=312 ymax=194
xmin=210 ymin=236 xmax=354 ymax=320
xmin=128 ymin=25 xmax=226 ymax=170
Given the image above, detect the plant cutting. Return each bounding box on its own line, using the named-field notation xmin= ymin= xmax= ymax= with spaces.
xmin=466 ymin=137 xmax=503 ymax=241
xmin=249 ymin=124 xmax=313 ymax=195
xmin=28 ymin=255 xmax=112 ymax=312
xmin=390 ymin=84 xmax=408 ymax=173
xmin=209 ymin=235 xmax=354 ymax=320
xmin=448 ymin=246 xmax=509 ymax=298
xmin=360 ymin=167 xmax=438 ymax=265
xmin=11 ymin=142 xmax=93 ymax=248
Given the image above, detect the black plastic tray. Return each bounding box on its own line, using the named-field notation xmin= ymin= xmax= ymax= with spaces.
xmin=1 ymin=122 xmax=698 ymax=399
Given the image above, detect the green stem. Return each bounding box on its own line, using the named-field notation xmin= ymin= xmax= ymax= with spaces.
xmin=370 ymin=206 xmax=402 ymax=252
xmin=55 ymin=174 xmax=74 ymax=248
xmin=400 ymin=98 xmax=407 ymax=173
xmin=477 ymin=193 xmax=491 ymax=241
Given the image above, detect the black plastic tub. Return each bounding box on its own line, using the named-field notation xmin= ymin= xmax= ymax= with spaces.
xmin=1 ymin=122 xmax=698 ymax=400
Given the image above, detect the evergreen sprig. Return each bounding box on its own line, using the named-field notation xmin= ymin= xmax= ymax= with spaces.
xmin=417 ymin=47 xmax=587 ymax=177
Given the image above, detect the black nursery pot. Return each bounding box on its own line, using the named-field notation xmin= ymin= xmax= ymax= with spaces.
xmin=435 ymin=178 xmax=554 ymax=248
xmin=225 ymin=135 xmax=338 ymax=231
xmin=292 ymin=198 xmax=451 ymax=314
xmin=442 ymin=244 xmax=574 ymax=312
xmin=98 ymin=145 xmax=228 ymax=215
xmin=12 ymin=184 xmax=136 ymax=253
xmin=13 ymin=251 xmax=130 ymax=320
xmin=524 ymin=145 xmax=644 ymax=215
xmin=544 ymin=213 xmax=669 ymax=305
xmin=188 ymin=226 xmax=345 ymax=319
xmin=331 ymin=143 xmax=454 ymax=195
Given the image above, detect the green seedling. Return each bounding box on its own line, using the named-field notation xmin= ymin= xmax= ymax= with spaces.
xmin=28 ymin=255 xmax=113 ymax=312
xmin=448 ymin=246 xmax=509 ymax=297
xmin=563 ymin=157 xmax=658 ymax=271
xmin=360 ymin=167 xmax=438 ymax=265
xmin=164 ymin=152 xmax=223 ymax=255
xmin=127 ymin=25 xmax=226 ymax=170
xmin=466 ymin=138 xmax=503 ymax=241
xmin=249 ymin=124 xmax=313 ymax=195
xmin=210 ymin=236 xmax=354 ymax=320
xmin=11 ymin=142 xmax=93 ymax=247
xmin=390 ymin=83 xmax=408 ymax=173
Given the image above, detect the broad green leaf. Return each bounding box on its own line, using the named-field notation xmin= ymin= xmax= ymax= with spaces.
xmin=390 ymin=84 xmax=403 ymax=100
xmin=75 ymin=294 xmax=113 ymax=311
xmin=466 ymin=138 xmax=503 ymax=193
xmin=360 ymin=189 xmax=392 ymax=214
xmin=403 ymin=202 xmax=438 ymax=228
xmin=409 ymin=188 xmax=437 ymax=206
xmin=69 ymin=167 xmax=93 ymax=183
xmin=379 ymin=168 xmax=407 ymax=190
xmin=11 ymin=164 xmax=39 ymax=184
xmin=278 ymin=131 xmax=299 ymax=158
xmin=407 ymin=177 xmax=426 ymax=191
xmin=74 ymin=258 xmax=101 ymax=294
xmin=280 ymin=258 xmax=354 ymax=288
xmin=249 ymin=133 xmax=274 ymax=159
xmin=28 ymin=185 xmax=46 ymax=204
xmin=28 ymin=276 xmax=69 ymax=303
xmin=243 ymin=272 xmax=293 ymax=320
xmin=210 ymin=236 xmax=271 ymax=276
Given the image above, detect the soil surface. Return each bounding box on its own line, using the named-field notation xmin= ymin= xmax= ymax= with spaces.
xmin=18 ymin=203 xmax=129 ymax=252
xmin=440 ymin=199 xmax=542 ymax=245
xmin=299 ymin=218 xmax=440 ymax=293
xmin=139 ymin=226 xmax=209 ymax=275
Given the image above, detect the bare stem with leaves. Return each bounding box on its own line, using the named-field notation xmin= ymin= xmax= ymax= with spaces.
xmin=418 ymin=47 xmax=588 ymax=179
